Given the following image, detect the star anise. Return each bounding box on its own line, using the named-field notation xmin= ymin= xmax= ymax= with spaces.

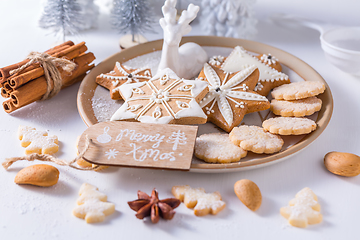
xmin=128 ymin=188 xmax=181 ymax=223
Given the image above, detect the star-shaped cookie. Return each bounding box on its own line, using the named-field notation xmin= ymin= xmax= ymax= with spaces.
xmin=111 ymin=68 xmax=209 ymax=125
xmin=221 ymin=46 xmax=290 ymax=96
xmin=96 ymin=62 xmax=152 ymax=100
xmin=198 ymin=63 xmax=270 ymax=132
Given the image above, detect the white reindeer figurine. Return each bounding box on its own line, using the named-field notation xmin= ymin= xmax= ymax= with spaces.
xmin=157 ymin=0 xmax=208 ymax=79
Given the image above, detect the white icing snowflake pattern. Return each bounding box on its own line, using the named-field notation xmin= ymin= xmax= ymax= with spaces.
xmin=105 ymin=149 xmax=119 ymax=160
xmin=260 ymin=54 xmax=278 ymax=65
xmin=200 ymin=63 xmax=268 ymax=127
xmin=209 ymin=55 xmax=225 ymax=66
xmin=111 ymin=68 xmax=208 ymax=124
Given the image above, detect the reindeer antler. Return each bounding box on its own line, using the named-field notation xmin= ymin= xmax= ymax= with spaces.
xmin=160 ymin=0 xmax=200 ymax=35
xmin=161 ymin=0 xmax=177 ymax=26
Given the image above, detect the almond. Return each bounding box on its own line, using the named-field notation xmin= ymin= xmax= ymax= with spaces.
xmin=14 ymin=164 xmax=59 ymax=187
xmin=234 ymin=179 xmax=262 ymax=211
xmin=324 ymin=151 xmax=360 ymax=177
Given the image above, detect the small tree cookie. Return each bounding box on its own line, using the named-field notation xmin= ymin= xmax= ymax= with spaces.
xmin=172 ymin=185 xmax=226 ymax=216
xmin=73 ymin=183 xmax=115 ymax=223
xmin=18 ymin=126 xmax=59 ymax=155
xmin=280 ymin=187 xmax=322 ymax=228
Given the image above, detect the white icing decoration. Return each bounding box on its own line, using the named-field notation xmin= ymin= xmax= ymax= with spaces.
xmin=176 ymin=101 xmax=190 ymax=109
xmin=160 ymin=74 xmax=170 ymax=85
xmin=111 ymin=68 xmax=208 ymax=124
xmin=178 ymin=84 xmax=194 ymax=91
xmin=200 ymin=63 xmax=268 ymax=126
xmin=209 ymin=55 xmax=225 ymax=66
xmin=221 ymin=47 xmax=289 ymax=89
xmin=99 ymin=62 xmax=151 ymax=87
xmin=260 ymin=54 xmax=278 ymax=65
xmin=152 ymin=106 xmax=162 ymax=119
xmin=127 ymin=104 xmax=143 ymax=112
xmin=132 ymin=88 xmax=145 ymax=95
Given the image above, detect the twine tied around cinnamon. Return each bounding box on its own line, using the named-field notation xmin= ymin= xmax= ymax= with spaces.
xmin=2 ymin=136 xmax=102 ymax=171
xmin=9 ymin=51 xmax=77 ymax=100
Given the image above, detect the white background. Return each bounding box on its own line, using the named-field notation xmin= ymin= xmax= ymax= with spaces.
xmin=0 ymin=0 xmax=360 ymax=239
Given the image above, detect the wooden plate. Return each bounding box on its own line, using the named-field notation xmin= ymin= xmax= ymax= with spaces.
xmin=77 ymin=36 xmax=333 ymax=173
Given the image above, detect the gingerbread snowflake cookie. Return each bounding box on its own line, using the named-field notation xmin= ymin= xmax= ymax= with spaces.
xmin=280 ymin=187 xmax=322 ymax=228
xmin=111 ymin=68 xmax=209 ymax=125
xmin=198 ymin=63 xmax=269 ymax=132
xmin=194 ymin=133 xmax=247 ymax=163
xmin=271 ymin=96 xmax=322 ymax=117
xmin=96 ymin=62 xmax=152 ymax=100
xmin=229 ymin=125 xmax=284 ymax=154
xmin=271 ymin=81 xmax=325 ymax=101
xmin=221 ymin=46 xmax=290 ymax=96
xmin=263 ymin=117 xmax=317 ymax=135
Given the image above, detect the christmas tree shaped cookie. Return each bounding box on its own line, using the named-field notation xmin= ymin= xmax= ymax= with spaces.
xmin=111 ymin=68 xmax=209 ymax=125
xmin=198 ymin=63 xmax=269 ymax=132
xmin=221 ymin=46 xmax=290 ymax=96
xmin=96 ymin=62 xmax=152 ymax=100
xmin=73 ymin=183 xmax=115 ymax=223
xmin=172 ymin=185 xmax=226 ymax=216
xmin=280 ymin=187 xmax=322 ymax=228
xmin=18 ymin=126 xmax=59 ymax=155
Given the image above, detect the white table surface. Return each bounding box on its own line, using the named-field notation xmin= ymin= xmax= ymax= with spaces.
xmin=1 ymin=0 xmax=360 ymax=239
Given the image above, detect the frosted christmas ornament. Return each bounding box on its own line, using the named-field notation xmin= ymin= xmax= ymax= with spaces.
xmin=200 ymin=0 xmax=257 ymax=39
xmin=157 ymin=0 xmax=208 ymax=79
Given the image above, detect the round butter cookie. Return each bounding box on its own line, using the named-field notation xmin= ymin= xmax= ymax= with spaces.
xmin=262 ymin=117 xmax=317 ymax=135
xmin=229 ymin=125 xmax=284 ymax=154
xmin=194 ymin=133 xmax=247 ymax=163
xmin=271 ymin=81 xmax=325 ymax=100
xmin=270 ymin=96 xmax=322 ymax=117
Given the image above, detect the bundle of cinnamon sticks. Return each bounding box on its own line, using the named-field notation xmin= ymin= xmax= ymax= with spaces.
xmin=0 ymin=41 xmax=95 ymax=113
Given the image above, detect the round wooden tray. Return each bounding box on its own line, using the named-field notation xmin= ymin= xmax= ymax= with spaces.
xmin=77 ymin=36 xmax=333 ymax=173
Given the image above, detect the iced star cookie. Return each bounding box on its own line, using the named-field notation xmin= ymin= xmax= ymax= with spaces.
xmin=194 ymin=133 xmax=247 ymax=163
xmin=198 ymin=63 xmax=269 ymax=132
xmin=96 ymin=62 xmax=152 ymax=100
xmin=280 ymin=187 xmax=322 ymax=228
xmin=271 ymin=81 xmax=325 ymax=100
xmin=262 ymin=117 xmax=317 ymax=135
xmin=229 ymin=125 xmax=284 ymax=154
xmin=270 ymin=97 xmax=322 ymax=117
xmin=221 ymin=46 xmax=290 ymax=96
xmin=110 ymin=68 xmax=209 ymax=125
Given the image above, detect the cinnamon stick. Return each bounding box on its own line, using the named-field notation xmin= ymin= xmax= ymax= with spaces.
xmin=9 ymin=42 xmax=88 ymax=89
xmin=2 ymin=99 xmax=19 ymax=113
xmin=10 ymin=52 xmax=95 ymax=108
xmin=0 ymin=41 xmax=74 ymax=84
xmin=1 ymin=87 xmax=9 ymax=98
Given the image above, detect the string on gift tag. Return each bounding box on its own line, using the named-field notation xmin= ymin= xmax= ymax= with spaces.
xmin=2 ymin=136 xmax=102 ymax=171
